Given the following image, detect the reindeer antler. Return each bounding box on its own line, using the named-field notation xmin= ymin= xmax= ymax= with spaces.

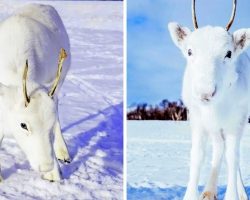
xmin=226 ymin=0 xmax=237 ymax=31
xmin=192 ymin=0 xmax=198 ymax=29
xmin=192 ymin=0 xmax=237 ymax=31
xmin=48 ymin=48 xmax=67 ymax=98
xmin=23 ymin=60 xmax=30 ymax=107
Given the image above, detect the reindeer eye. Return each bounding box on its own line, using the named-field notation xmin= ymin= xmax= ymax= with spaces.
xmin=225 ymin=50 xmax=232 ymax=59
xmin=188 ymin=49 xmax=192 ymax=56
xmin=20 ymin=123 xmax=28 ymax=131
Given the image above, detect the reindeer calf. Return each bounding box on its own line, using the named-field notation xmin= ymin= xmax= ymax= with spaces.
xmin=169 ymin=0 xmax=250 ymax=199
xmin=0 ymin=4 xmax=71 ymax=182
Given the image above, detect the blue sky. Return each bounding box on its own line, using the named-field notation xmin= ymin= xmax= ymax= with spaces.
xmin=127 ymin=0 xmax=250 ymax=106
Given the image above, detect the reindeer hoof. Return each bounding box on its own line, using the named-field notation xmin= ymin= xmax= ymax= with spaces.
xmin=58 ymin=158 xmax=71 ymax=164
xmin=64 ymin=159 xmax=70 ymax=164
xmin=41 ymin=166 xmax=62 ymax=182
xmin=239 ymin=193 xmax=248 ymax=200
xmin=42 ymin=172 xmax=61 ymax=182
xmin=200 ymin=191 xmax=217 ymax=200
xmin=55 ymin=147 xmax=71 ymax=164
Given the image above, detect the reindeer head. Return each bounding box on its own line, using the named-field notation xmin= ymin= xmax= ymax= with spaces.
xmin=0 ymin=49 xmax=67 ymax=173
xmin=168 ymin=0 xmax=250 ymax=103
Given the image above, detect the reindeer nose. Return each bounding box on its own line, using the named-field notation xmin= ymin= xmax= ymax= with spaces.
xmin=201 ymin=86 xmax=217 ymax=102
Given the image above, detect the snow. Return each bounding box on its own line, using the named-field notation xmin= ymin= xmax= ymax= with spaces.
xmin=127 ymin=121 xmax=250 ymax=199
xmin=0 ymin=1 xmax=123 ymax=199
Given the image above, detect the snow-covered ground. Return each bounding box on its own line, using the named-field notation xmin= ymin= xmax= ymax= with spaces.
xmin=127 ymin=121 xmax=250 ymax=200
xmin=0 ymin=1 xmax=123 ymax=199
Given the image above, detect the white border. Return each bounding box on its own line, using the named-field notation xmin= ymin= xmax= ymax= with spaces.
xmin=123 ymin=0 xmax=127 ymax=199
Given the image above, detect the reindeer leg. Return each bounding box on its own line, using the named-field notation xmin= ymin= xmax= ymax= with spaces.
xmin=224 ymin=134 xmax=240 ymax=200
xmin=201 ymin=133 xmax=224 ymax=200
xmin=53 ymin=118 xmax=70 ymax=163
xmin=42 ymin=157 xmax=61 ymax=181
xmin=237 ymin=168 xmax=248 ymax=200
xmin=184 ymin=122 xmax=207 ymax=200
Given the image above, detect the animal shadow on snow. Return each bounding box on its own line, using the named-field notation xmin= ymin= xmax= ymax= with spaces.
xmin=61 ymin=103 xmax=123 ymax=179
xmin=2 ymin=162 xmax=29 ymax=180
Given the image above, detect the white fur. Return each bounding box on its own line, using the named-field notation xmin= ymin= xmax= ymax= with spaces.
xmin=0 ymin=4 xmax=71 ymax=181
xmin=168 ymin=22 xmax=250 ymax=200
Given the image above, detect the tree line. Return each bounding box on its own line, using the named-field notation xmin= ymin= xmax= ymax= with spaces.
xmin=127 ymin=99 xmax=188 ymax=121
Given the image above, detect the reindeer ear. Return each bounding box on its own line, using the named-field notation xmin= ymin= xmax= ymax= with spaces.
xmin=233 ymin=29 xmax=250 ymax=55
xmin=168 ymin=22 xmax=191 ymax=50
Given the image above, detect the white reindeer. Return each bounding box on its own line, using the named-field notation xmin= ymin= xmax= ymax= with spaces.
xmin=168 ymin=0 xmax=250 ymax=199
xmin=0 ymin=4 xmax=71 ymax=182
